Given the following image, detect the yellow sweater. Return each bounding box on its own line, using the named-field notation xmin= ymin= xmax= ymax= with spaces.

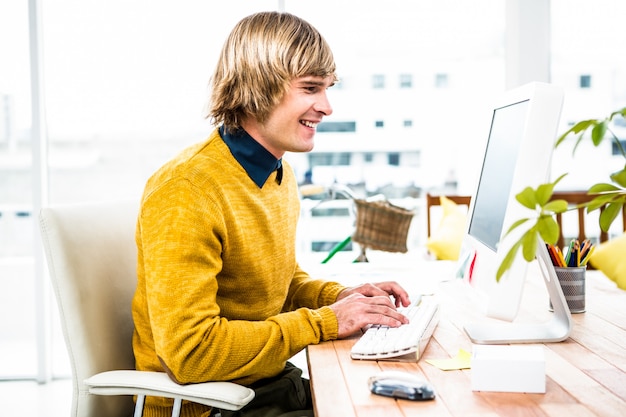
xmin=132 ymin=129 xmax=344 ymax=416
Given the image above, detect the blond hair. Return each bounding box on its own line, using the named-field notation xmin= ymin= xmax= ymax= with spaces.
xmin=207 ymin=12 xmax=337 ymax=131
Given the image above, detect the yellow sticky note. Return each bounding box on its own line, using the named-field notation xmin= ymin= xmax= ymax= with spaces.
xmin=425 ymin=348 xmax=471 ymax=371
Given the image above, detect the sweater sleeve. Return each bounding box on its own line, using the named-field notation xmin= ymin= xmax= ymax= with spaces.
xmin=135 ymin=179 xmax=339 ymax=386
xmin=283 ymin=263 xmax=346 ymax=310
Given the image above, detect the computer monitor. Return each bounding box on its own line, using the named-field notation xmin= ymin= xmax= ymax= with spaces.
xmin=458 ymin=81 xmax=573 ymax=344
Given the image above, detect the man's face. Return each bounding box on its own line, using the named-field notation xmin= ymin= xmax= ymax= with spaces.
xmin=242 ymin=75 xmax=334 ymax=159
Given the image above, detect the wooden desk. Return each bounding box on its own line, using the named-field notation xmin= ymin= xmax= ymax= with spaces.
xmin=307 ymin=265 xmax=626 ymax=417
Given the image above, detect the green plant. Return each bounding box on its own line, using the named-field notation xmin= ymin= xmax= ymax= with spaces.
xmin=497 ymin=107 xmax=626 ymax=281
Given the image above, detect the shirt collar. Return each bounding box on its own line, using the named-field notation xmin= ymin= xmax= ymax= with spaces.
xmin=219 ymin=126 xmax=283 ymax=188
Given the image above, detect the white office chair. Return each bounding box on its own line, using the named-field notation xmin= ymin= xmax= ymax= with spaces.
xmin=39 ymin=200 xmax=254 ymax=417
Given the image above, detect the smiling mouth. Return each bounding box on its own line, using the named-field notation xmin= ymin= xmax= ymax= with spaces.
xmin=300 ymin=120 xmax=318 ymax=129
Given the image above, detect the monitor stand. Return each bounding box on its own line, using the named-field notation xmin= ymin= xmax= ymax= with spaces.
xmin=464 ymin=242 xmax=573 ymax=344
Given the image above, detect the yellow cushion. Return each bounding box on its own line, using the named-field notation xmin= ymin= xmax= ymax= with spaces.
xmin=426 ymin=196 xmax=467 ymax=260
xmin=589 ymin=232 xmax=626 ymax=290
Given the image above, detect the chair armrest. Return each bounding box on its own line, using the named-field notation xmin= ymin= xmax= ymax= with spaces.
xmin=85 ymin=370 xmax=255 ymax=411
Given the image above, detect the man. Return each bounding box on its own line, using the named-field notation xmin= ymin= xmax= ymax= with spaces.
xmin=132 ymin=11 xmax=411 ymax=417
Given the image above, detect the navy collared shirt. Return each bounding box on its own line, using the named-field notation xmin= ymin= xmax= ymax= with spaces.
xmin=219 ymin=126 xmax=283 ymax=188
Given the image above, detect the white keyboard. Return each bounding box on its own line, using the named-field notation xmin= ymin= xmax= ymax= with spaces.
xmin=350 ymin=296 xmax=440 ymax=360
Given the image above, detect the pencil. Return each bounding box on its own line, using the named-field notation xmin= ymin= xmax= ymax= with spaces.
xmin=564 ymin=240 xmax=575 ymax=266
xmin=546 ymin=244 xmax=559 ymax=267
xmin=555 ymin=246 xmax=567 ymax=267
xmin=580 ymin=245 xmax=595 ymax=266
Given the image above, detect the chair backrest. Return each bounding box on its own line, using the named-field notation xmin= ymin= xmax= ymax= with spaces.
xmin=425 ymin=193 xmax=472 ymax=238
xmin=39 ymin=200 xmax=139 ymax=417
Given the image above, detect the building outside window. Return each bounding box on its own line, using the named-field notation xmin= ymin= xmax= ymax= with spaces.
xmin=399 ymin=74 xmax=412 ymax=88
xmin=372 ymin=74 xmax=385 ymax=89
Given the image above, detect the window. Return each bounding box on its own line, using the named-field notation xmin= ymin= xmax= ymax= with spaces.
xmin=309 ymin=153 xmax=351 ymax=166
xmin=312 ymin=240 xmax=353 ymax=252
xmin=399 ymin=74 xmax=412 ymax=88
xmin=1 ymin=0 xmax=38 ymax=379
xmin=579 ymin=74 xmax=592 ymax=88
xmin=311 ymin=207 xmax=351 ymax=217
xmin=388 ymin=153 xmax=400 ymax=166
xmin=317 ymin=121 xmax=356 ymax=132
xmin=612 ymin=140 xmax=626 ymax=156
xmin=364 ymin=153 xmax=374 ymax=163
xmin=372 ymin=74 xmax=385 ymax=89
xmin=0 ymin=94 xmax=12 ymax=142
xmin=375 ymin=120 xmax=384 ymax=128
xmin=403 ymin=119 xmax=413 ymax=128
xmin=435 ymin=73 xmax=449 ymax=88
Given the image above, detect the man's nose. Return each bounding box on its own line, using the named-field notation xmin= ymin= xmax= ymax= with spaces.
xmin=316 ymin=92 xmax=333 ymax=116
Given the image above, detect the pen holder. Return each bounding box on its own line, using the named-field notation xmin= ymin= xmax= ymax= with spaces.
xmin=550 ymin=266 xmax=586 ymax=313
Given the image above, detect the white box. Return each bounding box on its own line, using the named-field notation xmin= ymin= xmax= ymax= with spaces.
xmin=471 ymin=344 xmax=546 ymax=393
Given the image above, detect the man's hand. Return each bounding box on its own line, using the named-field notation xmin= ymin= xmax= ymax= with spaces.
xmin=330 ymin=282 xmax=411 ymax=339
xmin=336 ymin=281 xmax=411 ymax=308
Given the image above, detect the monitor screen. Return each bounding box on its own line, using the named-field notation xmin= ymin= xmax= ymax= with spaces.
xmin=468 ymin=100 xmax=529 ymax=251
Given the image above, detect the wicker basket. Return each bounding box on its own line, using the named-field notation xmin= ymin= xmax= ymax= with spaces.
xmin=351 ymin=199 xmax=415 ymax=253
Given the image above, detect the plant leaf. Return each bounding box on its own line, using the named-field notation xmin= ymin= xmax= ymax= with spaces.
xmin=515 ymin=187 xmax=538 ymax=210
xmin=591 ymin=120 xmax=608 ymax=146
xmin=555 ymin=119 xmax=595 ymax=146
xmin=586 ymin=194 xmax=616 ymax=212
xmin=610 ymin=107 xmax=626 ymax=120
xmin=600 ymin=202 xmax=623 ymax=232
xmin=610 ymin=168 xmax=626 ymax=188
xmin=535 ymin=182 xmax=555 ymax=205
xmin=573 ymin=131 xmax=591 ymax=154
xmin=588 ymin=182 xmax=620 ymax=193
xmin=503 ymin=217 xmax=530 ymax=237
xmin=496 ymin=240 xmax=522 ymax=282
xmin=543 ymin=199 xmax=568 ymax=214
xmin=521 ymin=230 xmax=538 ymax=261
xmin=553 ymin=172 xmax=568 ymax=185
xmin=537 ymin=215 xmax=560 ymax=244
